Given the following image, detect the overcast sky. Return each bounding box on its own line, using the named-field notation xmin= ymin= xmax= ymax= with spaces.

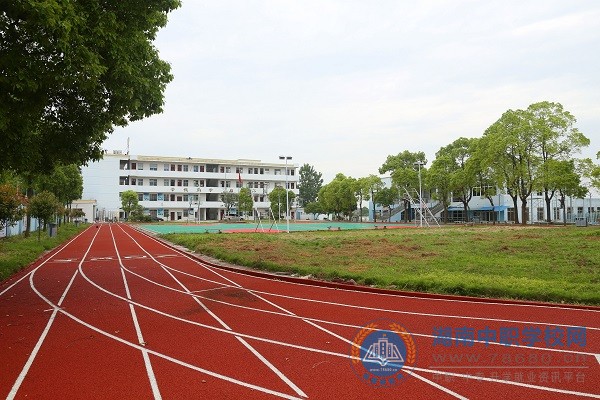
xmin=103 ymin=0 xmax=600 ymax=183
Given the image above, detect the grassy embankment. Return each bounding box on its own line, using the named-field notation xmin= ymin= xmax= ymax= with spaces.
xmin=164 ymin=225 xmax=600 ymax=305
xmin=0 ymin=223 xmax=88 ymax=281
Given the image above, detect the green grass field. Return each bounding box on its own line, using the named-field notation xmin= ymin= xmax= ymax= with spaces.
xmin=163 ymin=225 xmax=600 ymax=305
xmin=0 ymin=223 xmax=88 ymax=281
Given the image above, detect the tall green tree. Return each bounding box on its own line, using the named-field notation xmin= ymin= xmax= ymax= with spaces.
xmin=28 ymin=191 xmax=61 ymax=240
xmin=35 ymin=164 xmax=83 ymax=221
xmin=481 ymin=109 xmax=536 ymax=224
xmin=220 ymin=191 xmax=239 ymax=217
xmin=238 ymin=188 xmax=254 ymax=217
xmin=374 ymin=187 xmax=399 ymax=222
xmin=379 ymin=151 xmax=427 ymax=222
xmin=318 ymin=174 xmax=356 ymax=220
xmin=120 ymin=190 xmax=139 ymax=219
xmin=363 ymin=175 xmax=383 ymax=222
xmin=435 ymin=137 xmax=478 ymax=222
xmin=550 ymin=160 xmax=588 ymax=225
xmin=528 ymin=102 xmax=589 ymax=222
xmin=268 ymin=186 xmax=295 ymax=220
xmin=0 ymin=0 xmax=180 ymax=174
xmin=426 ymin=155 xmax=454 ymax=223
xmin=298 ymin=164 xmax=323 ymax=206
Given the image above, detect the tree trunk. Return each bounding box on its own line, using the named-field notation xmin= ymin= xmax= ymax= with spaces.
xmin=544 ymin=189 xmax=554 ymax=223
xmin=520 ymin=196 xmax=528 ymax=225
xmin=24 ymin=187 xmax=34 ymax=237
xmin=510 ymin=195 xmax=519 ymax=223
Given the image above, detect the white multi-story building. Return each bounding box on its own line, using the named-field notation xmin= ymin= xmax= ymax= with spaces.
xmin=81 ymin=152 xmax=299 ymax=221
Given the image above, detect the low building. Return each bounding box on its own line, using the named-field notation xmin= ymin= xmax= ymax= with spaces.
xmin=80 ymin=152 xmax=299 ymax=221
xmin=370 ymin=177 xmax=600 ymax=225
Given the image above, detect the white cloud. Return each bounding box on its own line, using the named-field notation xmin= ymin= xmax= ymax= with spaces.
xmin=104 ymin=0 xmax=600 ymax=182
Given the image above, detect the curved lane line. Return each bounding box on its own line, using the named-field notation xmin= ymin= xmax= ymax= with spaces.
xmin=102 ymin=237 xmax=600 ymax=359
xmin=0 ymin=227 xmax=90 ymax=297
xmin=75 ymin=254 xmax=600 ymax=399
xmin=113 ymin=225 xmax=308 ymax=398
xmin=7 ymin=225 xmax=101 ymax=400
xmin=27 ymin=269 xmax=305 ymax=400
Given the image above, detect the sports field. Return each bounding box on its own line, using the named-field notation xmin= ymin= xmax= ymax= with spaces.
xmin=140 ymin=221 xmax=413 ymax=234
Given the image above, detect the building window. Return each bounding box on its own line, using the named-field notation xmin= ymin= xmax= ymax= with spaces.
xmin=136 ymin=179 xmax=142 ymax=186
xmin=199 ymin=180 xmax=205 ymax=187
xmin=137 ymin=163 xmax=143 ymax=170
xmin=183 ymin=165 xmax=189 ymax=172
xmin=171 ymin=164 xmax=176 ymax=171
xmin=176 ymin=195 xmax=183 ymax=202
xmin=537 ymin=207 xmax=544 ymax=221
xmin=164 ymin=179 xmax=169 ymax=186
xmin=553 ymin=207 xmax=560 ymax=220
xmin=150 ymin=163 xmax=158 ymax=171
xmin=193 ymin=165 xmax=199 ymax=172
xmin=131 ymin=162 xmax=137 ymax=170
xmin=193 ymin=180 xmax=199 ymax=187
xmin=200 ymin=165 xmax=205 ymax=172
xmin=177 ymin=164 xmax=182 ymax=171
xmin=274 ymin=169 xmax=280 ymax=175
xmin=138 ymin=193 xmax=144 ymax=201
xmin=170 ymin=179 xmax=176 ymax=186
xmin=182 ymin=180 xmax=188 ymax=186
xmin=236 ymin=167 xmax=242 ymax=173
xmin=149 ymin=179 xmax=157 ymax=186
xmin=248 ymin=168 xmax=253 ymax=174
xmin=150 ymin=193 xmax=158 ymax=201
xmin=226 ymin=167 xmax=231 ymax=173
xmin=164 ymin=164 xmax=170 ymax=171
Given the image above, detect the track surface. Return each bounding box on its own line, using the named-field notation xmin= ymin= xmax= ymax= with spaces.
xmin=1 ymin=223 xmax=599 ymax=399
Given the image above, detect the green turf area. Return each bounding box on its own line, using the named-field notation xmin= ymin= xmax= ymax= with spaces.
xmin=162 ymin=225 xmax=600 ymax=305
xmin=0 ymin=223 xmax=88 ymax=281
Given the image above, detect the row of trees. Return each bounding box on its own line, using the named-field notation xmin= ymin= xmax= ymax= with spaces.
xmin=0 ymin=165 xmax=84 ymax=235
xmin=297 ymin=102 xmax=599 ymax=224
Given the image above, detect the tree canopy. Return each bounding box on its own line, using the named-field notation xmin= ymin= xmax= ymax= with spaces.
xmin=298 ymin=164 xmax=323 ymax=206
xmin=0 ymin=0 xmax=180 ymax=174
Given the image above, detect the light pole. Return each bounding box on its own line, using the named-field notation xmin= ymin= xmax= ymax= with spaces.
xmin=414 ymin=161 xmax=425 ymax=228
xmin=279 ymin=156 xmax=292 ymax=233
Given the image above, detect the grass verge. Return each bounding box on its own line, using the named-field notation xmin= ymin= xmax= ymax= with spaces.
xmin=163 ymin=225 xmax=600 ymax=305
xmin=0 ymin=223 xmax=88 ymax=281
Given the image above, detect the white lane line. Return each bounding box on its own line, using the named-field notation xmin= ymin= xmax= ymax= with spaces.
xmin=7 ymin=225 xmax=101 ymax=400
xmin=0 ymin=227 xmax=90 ymax=297
xmin=32 ymin=269 xmax=600 ymax=399
xmin=133 ymin=225 xmax=600 ymax=314
xmin=122 ymin=226 xmax=468 ymax=400
xmin=129 ymin=226 xmax=600 ymax=330
xmin=115 ymin=225 xmax=307 ymax=399
xmin=28 ymin=275 xmax=305 ymax=400
xmin=407 ymin=370 xmax=469 ymax=400
xmin=109 ymin=225 xmax=162 ymax=400
xmin=110 ymin=253 xmax=600 ymax=359
xmin=596 ymin=354 xmax=600 ymax=365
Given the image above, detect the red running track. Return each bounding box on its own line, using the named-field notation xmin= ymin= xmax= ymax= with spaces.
xmin=1 ymin=223 xmax=599 ymax=399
